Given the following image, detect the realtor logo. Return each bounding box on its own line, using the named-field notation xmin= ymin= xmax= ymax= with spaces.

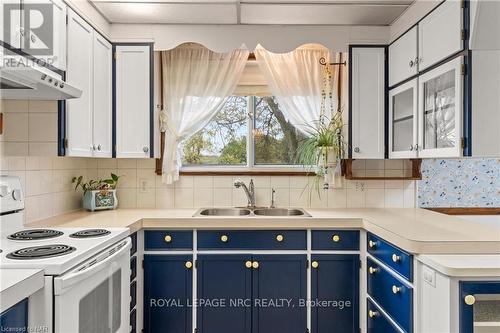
xmin=3 ymin=2 xmax=53 ymax=56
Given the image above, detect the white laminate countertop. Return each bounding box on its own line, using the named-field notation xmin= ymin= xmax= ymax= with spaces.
xmin=418 ymin=254 xmax=500 ymax=277
xmin=0 ymin=269 xmax=44 ymax=312
xmin=27 ymin=208 xmax=500 ymax=255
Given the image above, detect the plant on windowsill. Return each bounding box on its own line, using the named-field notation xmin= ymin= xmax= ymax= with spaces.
xmin=72 ymin=174 xmax=120 ymax=212
xmin=295 ymin=110 xmax=346 ymax=195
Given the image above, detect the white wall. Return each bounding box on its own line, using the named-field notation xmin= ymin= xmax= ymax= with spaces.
xmin=390 ymin=0 xmax=441 ymax=42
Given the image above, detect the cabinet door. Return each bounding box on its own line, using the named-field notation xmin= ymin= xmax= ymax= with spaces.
xmin=389 ymin=79 xmax=418 ymax=159
xmin=252 ymin=255 xmax=307 ymax=333
xmin=459 ymin=281 xmax=500 ymax=333
xmin=311 ymin=254 xmax=359 ymax=333
xmin=350 ymin=46 xmax=385 ymax=159
xmin=389 ymin=26 xmax=418 ymax=87
xmin=0 ymin=298 xmax=28 ymax=331
xmin=418 ymin=56 xmax=463 ymax=158
xmin=143 ymin=255 xmax=192 ymax=333
xmin=197 ymin=255 xmax=252 ymax=333
xmin=92 ymin=33 xmax=112 ymax=158
xmin=418 ymin=0 xmax=463 ymax=72
xmin=50 ymin=0 xmax=67 ymax=70
xmin=66 ymin=9 xmax=93 ymax=157
xmin=115 ymin=45 xmax=152 ymax=158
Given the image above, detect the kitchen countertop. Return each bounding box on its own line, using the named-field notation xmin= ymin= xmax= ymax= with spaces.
xmin=418 ymin=254 xmax=500 ymax=277
xmin=27 ymin=208 xmax=500 ymax=255
xmin=0 ymin=269 xmax=44 ymax=312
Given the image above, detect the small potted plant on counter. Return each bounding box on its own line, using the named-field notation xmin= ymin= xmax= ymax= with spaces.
xmin=72 ymin=173 xmax=120 ymax=211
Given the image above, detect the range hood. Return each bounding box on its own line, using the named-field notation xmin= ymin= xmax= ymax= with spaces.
xmin=0 ymin=56 xmax=82 ymax=100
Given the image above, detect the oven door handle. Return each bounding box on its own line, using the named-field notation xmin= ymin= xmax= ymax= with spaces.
xmin=54 ymin=237 xmax=131 ymax=294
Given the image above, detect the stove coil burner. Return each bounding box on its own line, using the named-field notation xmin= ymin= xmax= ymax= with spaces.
xmin=6 ymin=244 xmax=76 ymax=260
xmin=7 ymin=229 xmax=63 ymax=240
xmin=69 ymin=229 xmax=111 ymax=238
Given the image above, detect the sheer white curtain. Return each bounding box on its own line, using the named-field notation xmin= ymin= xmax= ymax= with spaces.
xmin=254 ymin=44 xmax=344 ymax=135
xmin=160 ymin=44 xmax=249 ymax=183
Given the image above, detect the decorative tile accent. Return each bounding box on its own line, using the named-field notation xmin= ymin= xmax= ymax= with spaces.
xmin=418 ymin=159 xmax=500 ymax=207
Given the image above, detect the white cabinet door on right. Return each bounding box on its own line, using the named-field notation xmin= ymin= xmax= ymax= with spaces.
xmin=418 ymin=0 xmax=463 ymax=71
xmin=92 ymin=33 xmax=112 ymax=158
xmin=418 ymin=56 xmax=463 ymax=158
xmin=66 ymin=9 xmax=93 ymax=157
xmin=115 ymin=45 xmax=151 ymax=158
xmin=389 ymin=26 xmax=418 ymax=87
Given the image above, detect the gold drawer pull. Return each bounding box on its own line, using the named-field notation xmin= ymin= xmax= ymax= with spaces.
xmin=164 ymin=235 xmax=172 ymax=243
xmin=311 ymin=261 xmax=319 ymax=269
xmin=368 ymin=310 xmax=379 ymax=318
xmin=332 ymin=235 xmax=340 ymax=242
xmin=368 ymin=240 xmax=377 ymax=248
xmin=464 ymin=295 xmax=476 ymax=305
xmin=392 ymin=285 xmax=401 ymax=294
xmin=185 ymin=261 xmax=193 ymax=269
xmin=276 ymin=234 xmax=284 ymax=242
xmin=252 ymin=261 xmax=259 ymax=269
xmin=245 ymin=260 xmax=252 ymax=269
xmin=368 ymin=267 xmax=379 ymax=274
xmin=392 ymin=254 xmax=401 ymax=263
xmin=220 ymin=235 xmax=228 ymax=242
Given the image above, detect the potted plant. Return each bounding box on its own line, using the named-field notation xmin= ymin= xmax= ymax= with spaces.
xmin=295 ymin=111 xmax=346 ymax=193
xmin=72 ymin=173 xmax=120 ymax=211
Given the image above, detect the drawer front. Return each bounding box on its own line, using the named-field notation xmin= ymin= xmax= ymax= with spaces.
xmin=197 ymin=230 xmax=307 ymax=250
xmin=367 ymin=258 xmax=412 ymax=333
xmin=367 ymin=233 xmax=413 ymax=281
xmin=367 ymin=299 xmax=401 ymax=333
xmin=312 ymin=230 xmax=359 ymax=250
xmin=145 ymin=230 xmax=193 ymax=250
xmin=130 ymin=256 xmax=137 ymax=281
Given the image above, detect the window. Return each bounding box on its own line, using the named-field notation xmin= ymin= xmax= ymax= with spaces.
xmin=181 ymin=96 xmax=306 ymax=169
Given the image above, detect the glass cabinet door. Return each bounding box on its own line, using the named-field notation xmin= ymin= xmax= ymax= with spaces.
xmin=389 ymin=79 xmax=418 ymax=158
xmin=460 ymin=281 xmax=500 ymax=333
xmin=418 ymin=56 xmax=463 ymax=158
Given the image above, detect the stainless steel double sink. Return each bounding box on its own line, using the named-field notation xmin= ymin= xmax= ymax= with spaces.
xmin=194 ymin=207 xmax=311 ymax=217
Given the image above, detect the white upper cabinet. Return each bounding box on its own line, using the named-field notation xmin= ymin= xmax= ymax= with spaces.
xmin=115 ymin=45 xmax=152 ymax=158
xmin=66 ymin=9 xmax=93 ymax=157
xmin=418 ymin=0 xmax=463 ymax=71
xmin=389 ymin=26 xmax=418 ymax=87
xmin=417 ymin=56 xmax=463 ymax=158
xmin=51 ymin=0 xmax=67 ymax=70
xmin=92 ymin=33 xmax=112 ymax=158
xmin=350 ymin=47 xmax=385 ymax=159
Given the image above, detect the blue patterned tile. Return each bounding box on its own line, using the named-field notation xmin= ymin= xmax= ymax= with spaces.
xmin=418 ymin=159 xmax=500 ymax=208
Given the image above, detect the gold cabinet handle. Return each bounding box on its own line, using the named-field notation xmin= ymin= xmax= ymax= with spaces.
xmin=220 ymin=235 xmax=228 ymax=242
xmin=185 ymin=261 xmax=193 ymax=269
xmin=332 ymin=234 xmax=340 ymax=242
xmin=252 ymin=261 xmax=259 ymax=269
xmin=368 ymin=240 xmax=377 ymax=248
xmin=276 ymin=234 xmax=284 ymax=242
xmin=164 ymin=235 xmax=172 ymax=243
xmin=392 ymin=285 xmax=401 ymax=294
xmin=368 ymin=267 xmax=379 ymax=274
xmin=464 ymin=295 xmax=476 ymax=306
xmin=368 ymin=310 xmax=379 ymax=318
xmin=311 ymin=261 xmax=319 ymax=269
xmin=392 ymin=254 xmax=401 ymax=263
xmin=245 ymin=260 xmax=252 ymax=269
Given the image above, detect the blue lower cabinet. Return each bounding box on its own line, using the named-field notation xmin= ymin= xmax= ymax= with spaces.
xmin=460 ymin=281 xmax=500 ymax=333
xmin=130 ymin=308 xmax=137 ymax=333
xmin=0 ymin=298 xmax=28 ymax=332
xmin=311 ymin=254 xmax=359 ymax=333
xmin=367 ymin=233 xmax=413 ymax=282
xmin=252 ymin=254 xmax=307 ymax=333
xmin=197 ymin=254 xmax=252 ymax=333
xmin=143 ymin=255 xmax=193 ymax=333
xmin=367 ymin=298 xmax=401 ymax=333
xmin=367 ymin=258 xmax=412 ymax=333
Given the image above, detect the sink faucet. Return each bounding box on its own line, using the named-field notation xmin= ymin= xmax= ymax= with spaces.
xmin=234 ymin=178 xmax=255 ymax=208
xmin=270 ymin=188 xmax=276 ymax=208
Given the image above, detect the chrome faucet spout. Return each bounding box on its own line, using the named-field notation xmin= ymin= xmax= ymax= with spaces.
xmin=234 ymin=178 xmax=256 ymax=208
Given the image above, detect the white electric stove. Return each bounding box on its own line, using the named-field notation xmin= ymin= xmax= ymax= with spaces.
xmin=0 ymin=175 xmax=131 ymax=333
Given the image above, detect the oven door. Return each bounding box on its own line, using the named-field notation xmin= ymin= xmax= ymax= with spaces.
xmin=54 ymin=238 xmax=131 ymax=333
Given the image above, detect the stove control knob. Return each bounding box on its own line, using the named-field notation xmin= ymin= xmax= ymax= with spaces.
xmin=12 ymin=189 xmax=22 ymax=201
xmin=0 ymin=185 xmax=11 ymax=198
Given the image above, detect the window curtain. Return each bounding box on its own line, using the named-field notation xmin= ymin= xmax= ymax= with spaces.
xmin=160 ymin=44 xmax=249 ymax=183
xmin=254 ymin=44 xmax=347 ymax=136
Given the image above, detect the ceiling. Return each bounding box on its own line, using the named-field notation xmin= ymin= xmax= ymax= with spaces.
xmin=90 ymin=0 xmax=415 ymax=25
